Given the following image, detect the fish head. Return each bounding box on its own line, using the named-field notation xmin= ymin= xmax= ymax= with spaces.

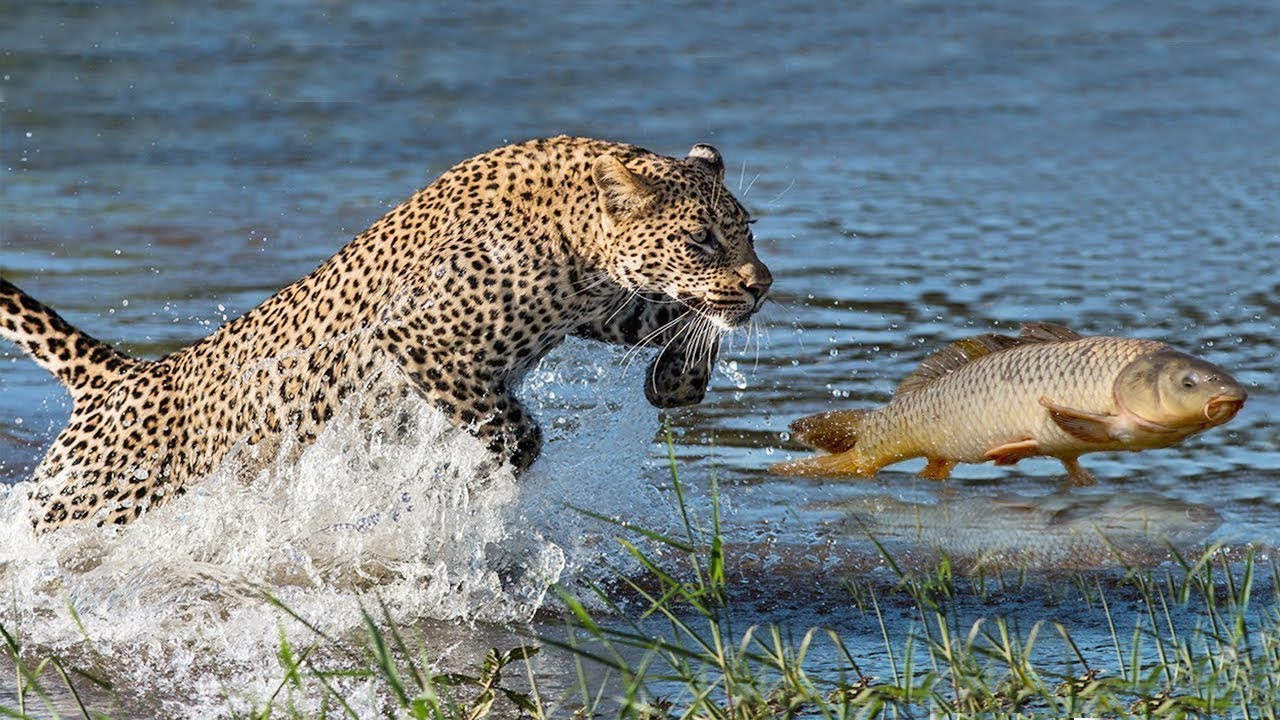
xmin=1114 ymin=349 xmax=1247 ymax=433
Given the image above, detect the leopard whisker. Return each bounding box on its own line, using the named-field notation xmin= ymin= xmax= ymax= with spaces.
xmin=642 ymin=295 xmax=690 ymax=305
xmin=679 ymin=316 xmax=706 ymax=374
xmin=750 ymin=315 xmax=766 ymax=372
xmin=602 ymin=289 xmax=642 ymax=327
xmin=565 ymin=271 xmax=617 ymax=299
xmin=761 ymin=297 xmax=811 ymax=352
xmin=767 ymin=177 xmax=796 ymax=205
xmin=766 ymin=296 xmax=805 ymax=325
xmin=629 ymin=318 xmax=694 ymax=380
xmin=680 ymin=318 xmax=705 ymax=374
xmin=707 ymin=321 xmax=725 ymax=374
xmin=620 ymin=307 xmax=694 ymax=371
xmin=651 ymin=316 xmax=698 ymax=382
xmin=707 ymin=320 xmax=723 ymax=373
xmin=687 ymin=315 xmax=721 ymax=374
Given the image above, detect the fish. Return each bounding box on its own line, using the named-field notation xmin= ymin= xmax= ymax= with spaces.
xmin=827 ymin=491 xmax=1222 ymax=571
xmin=772 ymin=323 xmax=1247 ymax=485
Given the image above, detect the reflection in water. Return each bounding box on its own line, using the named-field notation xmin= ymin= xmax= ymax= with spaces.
xmin=826 ymin=490 xmax=1222 ymax=573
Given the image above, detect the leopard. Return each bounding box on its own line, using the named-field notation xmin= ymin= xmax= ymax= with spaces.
xmin=0 ymin=136 xmax=772 ymax=533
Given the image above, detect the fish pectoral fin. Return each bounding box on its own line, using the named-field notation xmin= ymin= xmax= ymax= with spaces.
xmin=770 ymin=451 xmax=878 ymax=478
xmin=984 ymin=438 xmax=1041 ymax=465
xmin=917 ymin=458 xmax=956 ymax=480
xmin=1039 ymin=396 xmax=1117 ymax=444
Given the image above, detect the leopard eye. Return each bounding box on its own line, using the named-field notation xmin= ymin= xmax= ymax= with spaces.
xmin=686 ymin=229 xmax=720 ymax=255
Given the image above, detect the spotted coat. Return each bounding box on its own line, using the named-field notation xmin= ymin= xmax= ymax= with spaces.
xmin=0 ymin=136 xmax=772 ymax=533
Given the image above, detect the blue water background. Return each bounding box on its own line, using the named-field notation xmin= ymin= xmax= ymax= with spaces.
xmin=2 ymin=0 xmax=1280 ymax=711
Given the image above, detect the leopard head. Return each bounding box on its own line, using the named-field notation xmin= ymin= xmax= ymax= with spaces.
xmin=591 ymin=144 xmax=772 ymax=330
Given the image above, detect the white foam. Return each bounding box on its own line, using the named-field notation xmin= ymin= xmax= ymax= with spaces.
xmin=0 ymin=339 xmax=670 ymax=715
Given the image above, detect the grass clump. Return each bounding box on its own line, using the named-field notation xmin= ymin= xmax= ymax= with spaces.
xmin=1 ymin=598 xmax=548 ymax=719
xmin=249 ymin=597 xmax=547 ymax=720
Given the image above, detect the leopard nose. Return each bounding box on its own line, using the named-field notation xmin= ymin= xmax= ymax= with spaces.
xmin=744 ymin=278 xmax=771 ymax=302
xmin=740 ymin=265 xmax=773 ymax=302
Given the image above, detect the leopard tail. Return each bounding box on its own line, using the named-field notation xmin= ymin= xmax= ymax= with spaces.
xmin=0 ymin=276 xmax=135 ymax=399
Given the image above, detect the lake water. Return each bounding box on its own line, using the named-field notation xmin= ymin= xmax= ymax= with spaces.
xmin=2 ymin=0 xmax=1279 ymax=715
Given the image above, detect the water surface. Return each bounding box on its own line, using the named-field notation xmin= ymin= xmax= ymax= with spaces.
xmin=2 ymin=0 xmax=1279 ymax=714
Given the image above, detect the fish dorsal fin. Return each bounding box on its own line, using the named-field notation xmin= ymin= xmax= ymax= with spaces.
xmin=1018 ymin=322 xmax=1082 ymax=343
xmin=895 ymin=332 xmax=1024 ymax=396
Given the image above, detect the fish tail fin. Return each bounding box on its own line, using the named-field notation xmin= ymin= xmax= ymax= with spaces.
xmin=772 ymin=409 xmax=879 ymax=477
xmin=789 ymin=409 xmax=870 ymax=453
xmin=1 ymin=276 xmax=135 ymax=400
xmin=770 ymin=450 xmax=879 ymax=478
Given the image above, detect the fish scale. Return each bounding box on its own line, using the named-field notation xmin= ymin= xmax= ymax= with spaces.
xmin=884 ymin=337 xmax=1166 ymax=464
xmin=773 ymin=324 xmax=1245 ymax=485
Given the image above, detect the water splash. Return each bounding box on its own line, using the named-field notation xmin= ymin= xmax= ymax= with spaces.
xmin=0 ymin=340 xmax=665 ymax=714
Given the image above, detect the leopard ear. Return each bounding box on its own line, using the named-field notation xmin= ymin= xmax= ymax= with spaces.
xmin=593 ymin=154 xmax=655 ymax=221
xmin=687 ymin=143 xmax=724 ymax=183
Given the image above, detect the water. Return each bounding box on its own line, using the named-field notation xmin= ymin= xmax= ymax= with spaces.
xmin=2 ymin=0 xmax=1279 ymax=714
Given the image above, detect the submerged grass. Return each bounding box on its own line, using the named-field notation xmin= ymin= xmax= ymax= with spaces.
xmin=4 ymin=435 xmax=1280 ymax=718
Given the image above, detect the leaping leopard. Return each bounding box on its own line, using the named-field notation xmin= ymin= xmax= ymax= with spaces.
xmin=0 ymin=136 xmax=772 ymax=532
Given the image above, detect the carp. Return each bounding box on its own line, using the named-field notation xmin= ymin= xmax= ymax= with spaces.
xmin=772 ymin=323 xmax=1246 ymax=485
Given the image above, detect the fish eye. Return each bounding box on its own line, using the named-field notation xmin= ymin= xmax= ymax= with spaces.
xmin=1181 ymin=373 xmax=1199 ymax=389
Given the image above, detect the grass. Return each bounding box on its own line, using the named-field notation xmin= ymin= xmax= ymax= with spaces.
xmin=541 ymin=437 xmax=1280 ymax=719
xmin=3 ymin=438 xmax=1280 ymax=718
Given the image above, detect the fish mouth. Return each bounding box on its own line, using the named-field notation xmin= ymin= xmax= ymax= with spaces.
xmin=1203 ymin=393 xmax=1246 ymax=424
